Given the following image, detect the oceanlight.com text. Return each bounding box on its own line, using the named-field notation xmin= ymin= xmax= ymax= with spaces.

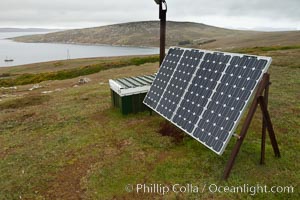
xmin=125 ymin=183 xmax=294 ymax=196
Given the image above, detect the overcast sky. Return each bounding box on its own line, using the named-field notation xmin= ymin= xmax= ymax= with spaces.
xmin=0 ymin=0 xmax=299 ymax=31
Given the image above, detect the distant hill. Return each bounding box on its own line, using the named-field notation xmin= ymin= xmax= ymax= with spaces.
xmin=12 ymin=21 xmax=300 ymax=49
xmin=0 ymin=28 xmax=60 ymax=33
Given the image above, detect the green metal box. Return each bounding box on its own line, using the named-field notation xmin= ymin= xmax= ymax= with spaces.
xmin=109 ymin=74 xmax=155 ymax=115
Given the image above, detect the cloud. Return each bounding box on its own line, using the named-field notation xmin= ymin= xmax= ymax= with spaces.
xmin=0 ymin=0 xmax=299 ymax=30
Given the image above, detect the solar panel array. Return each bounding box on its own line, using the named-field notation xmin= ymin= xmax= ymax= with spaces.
xmin=144 ymin=47 xmax=271 ymax=155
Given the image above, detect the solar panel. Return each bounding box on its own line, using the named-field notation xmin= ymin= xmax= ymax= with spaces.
xmin=144 ymin=47 xmax=272 ymax=155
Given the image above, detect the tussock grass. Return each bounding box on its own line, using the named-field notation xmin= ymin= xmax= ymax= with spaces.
xmin=233 ymin=45 xmax=300 ymax=54
xmin=0 ymin=73 xmax=12 ymax=78
xmin=0 ymin=56 xmax=159 ymax=87
xmin=0 ymin=95 xmax=50 ymax=110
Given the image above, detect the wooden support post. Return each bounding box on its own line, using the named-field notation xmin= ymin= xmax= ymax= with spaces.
xmin=260 ymin=76 xmax=269 ymax=164
xmin=223 ymin=73 xmax=280 ymax=180
xmin=223 ymin=94 xmax=259 ymax=180
xmin=258 ymin=96 xmax=281 ymax=157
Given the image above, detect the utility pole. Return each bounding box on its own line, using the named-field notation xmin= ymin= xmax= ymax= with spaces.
xmin=154 ymin=0 xmax=167 ymax=67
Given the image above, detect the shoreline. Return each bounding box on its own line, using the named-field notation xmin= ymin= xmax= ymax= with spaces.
xmin=1 ymin=36 xmax=159 ymax=68
xmin=0 ymin=54 xmax=158 ymax=69
xmin=0 ymin=54 xmax=158 ymax=70
xmin=11 ymin=38 xmax=159 ymax=49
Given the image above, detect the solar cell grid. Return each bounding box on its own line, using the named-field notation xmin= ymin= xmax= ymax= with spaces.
xmin=144 ymin=48 xmax=184 ymax=108
xmin=157 ymin=49 xmax=204 ymax=119
xmin=144 ymin=47 xmax=271 ymax=155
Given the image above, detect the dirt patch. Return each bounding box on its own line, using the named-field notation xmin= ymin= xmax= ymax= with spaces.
xmin=90 ymin=111 xmax=109 ymax=124
xmin=0 ymin=144 xmax=25 ymax=159
xmin=44 ymin=155 xmax=99 ymax=200
xmin=145 ymin=151 xmax=169 ymax=173
xmin=158 ymin=121 xmax=185 ymax=144
xmin=115 ymin=152 xmax=170 ymax=200
xmin=42 ymin=140 xmax=131 ymax=200
xmin=115 ymin=139 xmax=132 ymax=150
xmin=0 ymin=94 xmax=50 ymax=110
xmin=126 ymin=118 xmax=146 ymax=128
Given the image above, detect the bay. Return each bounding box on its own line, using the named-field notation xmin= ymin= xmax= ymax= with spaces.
xmin=0 ymin=32 xmax=158 ymax=67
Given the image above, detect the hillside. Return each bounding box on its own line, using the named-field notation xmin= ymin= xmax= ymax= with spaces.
xmin=12 ymin=21 xmax=300 ymax=49
xmin=0 ymin=47 xmax=299 ymax=199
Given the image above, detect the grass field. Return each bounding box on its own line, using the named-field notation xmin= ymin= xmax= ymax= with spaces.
xmin=0 ymin=47 xmax=299 ymax=199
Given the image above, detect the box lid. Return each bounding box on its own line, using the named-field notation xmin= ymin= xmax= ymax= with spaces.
xmin=109 ymin=74 xmax=155 ymax=96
